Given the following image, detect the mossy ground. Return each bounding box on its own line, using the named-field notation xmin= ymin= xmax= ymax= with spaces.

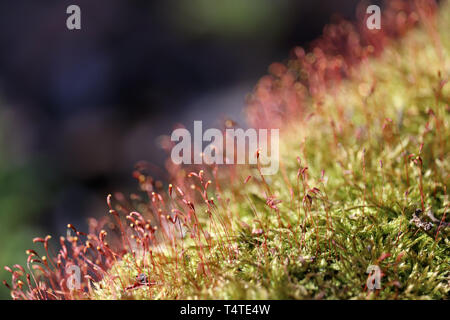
xmin=41 ymin=2 xmax=450 ymax=300
xmin=90 ymin=2 xmax=450 ymax=300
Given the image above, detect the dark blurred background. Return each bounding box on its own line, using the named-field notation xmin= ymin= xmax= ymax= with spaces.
xmin=0 ymin=0 xmax=379 ymax=298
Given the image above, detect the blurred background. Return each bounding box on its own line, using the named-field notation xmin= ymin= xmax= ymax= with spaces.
xmin=0 ymin=0 xmax=378 ymax=298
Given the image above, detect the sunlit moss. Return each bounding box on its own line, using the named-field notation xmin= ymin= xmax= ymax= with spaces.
xmin=91 ymin=0 xmax=449 ymax=300
xmin=4 ymin=0 xmax=449 ymax=300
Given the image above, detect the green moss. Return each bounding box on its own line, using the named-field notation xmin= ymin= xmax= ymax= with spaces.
xmin=6 ymin=1 xmax=447 ymax=301
xmin=88 ymin=1 xmax=450 ymax=300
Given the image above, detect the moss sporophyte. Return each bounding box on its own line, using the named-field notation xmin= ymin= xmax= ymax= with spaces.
xmin=170 ymin=121 xmax=279 ymax=175
xmin=3 ymin=0 xmax=449 ymax=299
